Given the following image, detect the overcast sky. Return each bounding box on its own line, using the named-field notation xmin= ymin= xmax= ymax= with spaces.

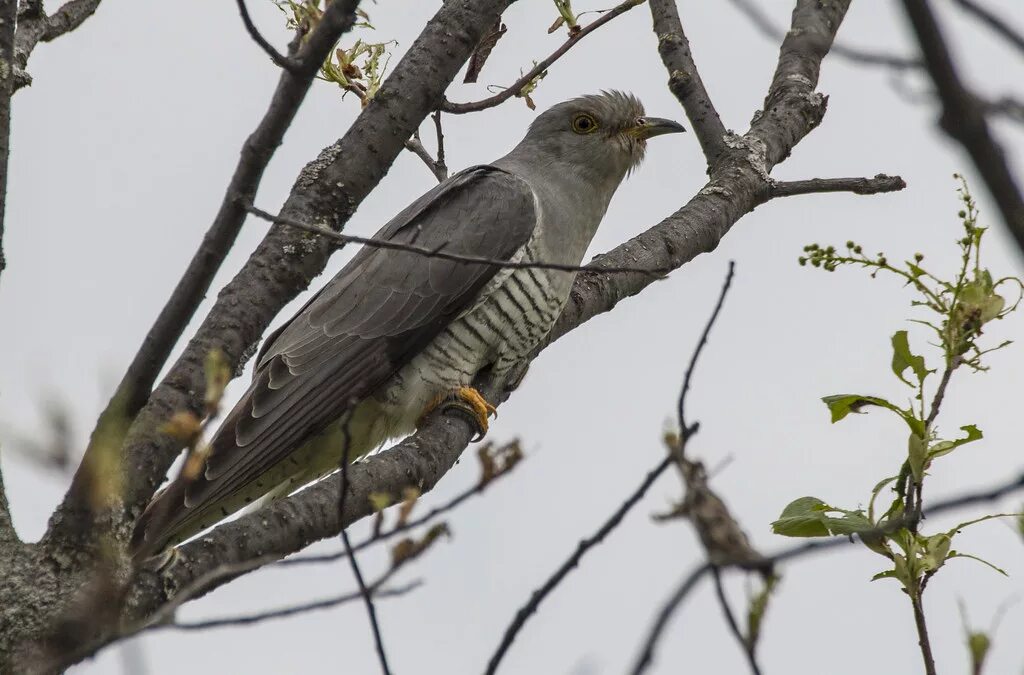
xmin=3 ymin=0 xmax=1024 ymax=673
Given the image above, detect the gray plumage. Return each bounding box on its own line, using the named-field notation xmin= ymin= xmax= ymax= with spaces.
xmin=132 ymin=91 xmax=684 ymax=557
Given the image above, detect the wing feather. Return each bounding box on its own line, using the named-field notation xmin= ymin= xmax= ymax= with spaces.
xmin=131 ymin=166 xmax=537 ymax=554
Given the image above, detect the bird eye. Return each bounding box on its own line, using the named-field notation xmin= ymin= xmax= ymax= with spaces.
xmin=636 ymin=116 xmax=647 ymax=126
xmin=571 ymin=113 xmax=598 ymax=134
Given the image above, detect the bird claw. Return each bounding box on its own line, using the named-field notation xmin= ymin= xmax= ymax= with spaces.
xmin=421 ymin=386 xmax=497 ymax=441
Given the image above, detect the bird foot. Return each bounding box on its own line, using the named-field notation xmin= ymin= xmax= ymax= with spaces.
xmin=421 ymin=386 xmax=497 ymax=441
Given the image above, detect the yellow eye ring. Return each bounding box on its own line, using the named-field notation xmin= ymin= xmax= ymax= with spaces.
xmin=571 ymin=112 xmax=599 ymax=134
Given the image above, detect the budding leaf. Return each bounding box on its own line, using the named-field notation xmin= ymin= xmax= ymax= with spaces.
xmin=929 ymin=424 xmax=982 ymax=460
xmin=890 ymin=330 xmax=931 ymax=387
xmin=908 ymin=432 xmax=928 ymax=483
xmin=771 ymin=496 xmax=873 ymax=538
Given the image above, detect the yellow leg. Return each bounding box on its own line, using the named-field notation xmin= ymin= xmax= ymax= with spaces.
xmin=420 ymin=386 xmax=497 ymax=441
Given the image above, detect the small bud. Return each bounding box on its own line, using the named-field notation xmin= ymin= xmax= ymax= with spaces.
xmin=914 ymin=252 xmax=924 ymax=262
xmin=845 ymin=240 xmax=855 ymax=249
xmin=798 ymin=257 xmax=807 ymax=266
xmin=958 ymin=210 xmax=966 ymax=218
xmin=853 ymin=245 xmax=862 ymax=254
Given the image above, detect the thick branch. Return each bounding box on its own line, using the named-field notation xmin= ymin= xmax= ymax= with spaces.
xmin=769 ymin=174 xmax=906 ymax=198
xmin=441 ymin=0 xmax=643 ymax=114
xmin=49 ymin=0 xmax=513 ymax=546
xmin=235 ymin=0 xmax=298 ymax=71
xmin=900 ymin=0 xmax=1024 ymax=257
xmin=649 ymin=0 xmax=728 ymax=165
xmin=128 ymin=0 xmax=857 ymax=613
xmin=0 ymin=457 xmax=13 ymax=544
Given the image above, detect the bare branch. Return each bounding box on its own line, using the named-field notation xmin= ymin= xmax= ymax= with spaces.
xmin=711 ymin=567 xmax=762 ymax=675
xmin=337 ymin=422 xmax=392 ymax=675
xmin=463 ymin=18 xmax=507 ymax=84
xmin=630 ymin=562 xmax=711 ymax=675
xmin=950 ymin=0 xmax=1024 ymax=58
xmin=12 ymin=0 xmax=103 ymax=89
xmin=161 ymin=583 xmax=419 ymax=632
xmin=483 ymin=456 xmax=673 ymax=675
xmin=768 ymin=174 xmax=907 ymax=199
xmin=236 ymin=0 xmax=298 ymax=71
xmin=676 ymin=262 xmax=734 ymax=441
xmin=900 ymin=0 xmax=1024 ymax=256
xmin=242 ymin=201 xmax=670 ymax=276
xmin=432 ymin=110 xmax=448 ymax=179
xmin=726 ymin=0 xmax=920 ymax=71
xmin=442 ymin=0 xmax=644 ymax=114
xmin=649 ymin=0 xmax=728 ymax=165
xmin=986 ymin=95 xmax=1024 ymax=124
xmin=404 ymin=132 xmax=447 ymax=183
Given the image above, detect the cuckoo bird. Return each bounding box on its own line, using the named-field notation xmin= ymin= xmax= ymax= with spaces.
xmin=131 ymin=91 xmax=685 ymax=558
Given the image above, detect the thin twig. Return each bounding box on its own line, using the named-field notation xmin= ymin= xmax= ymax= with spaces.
xmin=235 ymin=0 xmax=299 ymax=71
xmin=338 ymin=420 xmax=392 ymax=675
xmin=677 ymin=261 xmax=735 ymax=440
xmin=432 ymin=111 xmax=448 ymax=180
xmin=711 ymin=567 xmax=762 ymax=675
xmin=404 ymin=132 xmax=447 ymax=183
xmin=483 ymin=455 xmax=673 ymax=675
xmin=950 ymin=0 xmax=1024 ymax=57
xmin=726 ymin=0 xmax=920 ymax=70
xmin=151 ymin=581 xmax=418 ymax=632
xmin=910 ymin=593 xmax=939 ymax=675
xmin=768 ymin=174 xmax=907 ymax=199
xmin=442 ymin=0 xmax=644 ymax=114
xmin=630 ymin=562 xmax=711 ymax=675
xmin=242 ymin=201 xmax=670 ymax=276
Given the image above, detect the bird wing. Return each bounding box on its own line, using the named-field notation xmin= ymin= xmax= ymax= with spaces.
xmin=134 ymin=166 xmax=537 ymax=552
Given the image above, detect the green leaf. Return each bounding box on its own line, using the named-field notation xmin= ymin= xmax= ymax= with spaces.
xmin=946 ymin=551 xmax=1008 ymax=576
xmin=771 ymin=497 xmax=831 ymax=537
xmin=919 ymin=533 xmax=952 ymax=573
xmin=870 ymin=570 xmax=897 ymax=582
xmin=822 ymin=394 xmax=926 ymax=436
xmin=929 ymin=424 xmax=983 ymax=459
xmin=868 ymin=475 xmax=898 ymax=522
xmin=908 ymin=432 xmax=928 ymax=483
xmin=946 ymin=512 xmax=1022 ymax=536
xmin=771 ymin=497 xmax=873 ymax=538
xmin=891 ymin=330 xmax=931 ymax=387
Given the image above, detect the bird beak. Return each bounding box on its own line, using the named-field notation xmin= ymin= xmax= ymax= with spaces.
xmin=633 ymin=117 xmax=687 ymax=140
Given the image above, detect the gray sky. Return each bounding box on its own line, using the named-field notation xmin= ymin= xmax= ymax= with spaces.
xmin=3 ymin=0 xmax=1023 ymax=673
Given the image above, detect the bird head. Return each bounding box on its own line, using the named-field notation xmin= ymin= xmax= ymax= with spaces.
xmin=518 ymin=90 xmax=686 ymax=185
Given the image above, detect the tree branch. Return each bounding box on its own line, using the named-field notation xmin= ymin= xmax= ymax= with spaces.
xmin=950 ymin=0 xmax=1024 ymax=58
xmin=49 ymin=0 xmax=514 ymax=548
xmin=769 ymin=174 xmax=907 ymax=198
xmin=441 ymin=0 xmax=644 ymax=114
xmin=649 ymin=0 xmax=728 ymax=166
xmin=900 ymin=0 xmax=1024 ymax=258
xmin=726 ymin=0 xmax=920 ymax=71
xmin=12 ymin=0 xmax=103 ymax=89
xmin=236 ymin=0 xmax=298 ymax=71
xmin=242 ymin=201 xmax=669 ymax=275
xmin=0 ymin=0 xmax=15 ymax=283
xmin=0 ymin=455 xmax=14 ymax=545
xmin=711 ymin=567 xmax=763 ymax=675
xmin=483 ymin=456 xmax=673 ymax=675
